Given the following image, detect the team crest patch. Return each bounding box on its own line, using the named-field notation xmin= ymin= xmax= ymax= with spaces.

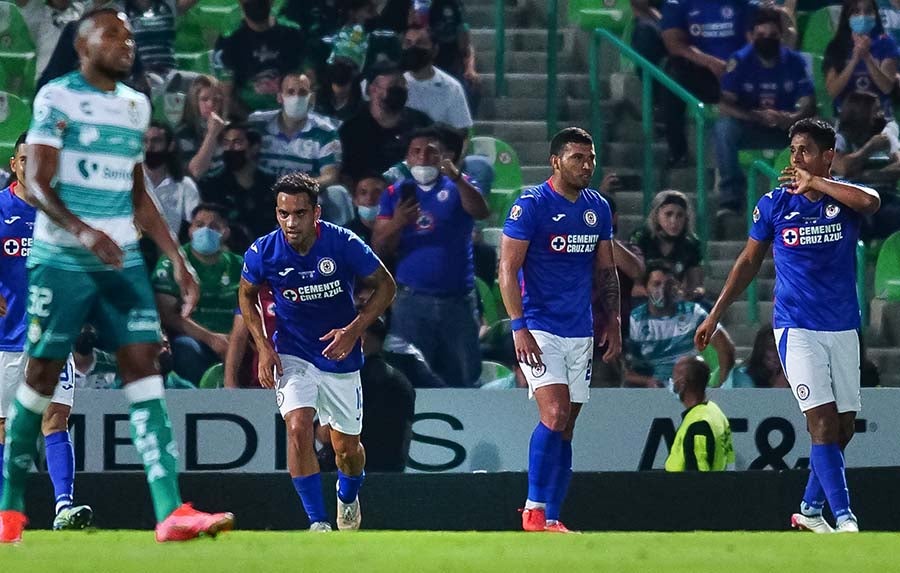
xmin=583 ymin=209 xmax=598 ymax=227
xmin=416 ymin=212 xmax=435 ymax=231
xmin=825 ymin=204 xmax=840 ymax=219
xmin=721 ymin=5 xmax=733 ymax=18
xmin=276 ymin=391 xmax=285 ymax=407
xmin=318 ymin=257 xmax=336 ymax=276
xmin=531 ymin=363 xmax=546 ymax=378
xmin=752 ymin=206 xmax=760 ymax=223
xmin=781 ymin=227 xmax=799 ymax=247
xmin=796 ymin=384 xmax=810 ymax=401
xmin=437 ymin=189 xmax=450 ymax=202
xmin=509 ymin=204 xmax=522 ymax=221
xmin=282 ymin=288 xmax=299 ymax=302
xmin=689 ymin=23 xmax=702 ymax=36
xmin=549 ymin=235 xmax=567 ymax=252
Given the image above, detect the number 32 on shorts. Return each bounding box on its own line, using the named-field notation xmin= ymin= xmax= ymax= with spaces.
xmin=27 ymin=286 xmax=53 ymax=318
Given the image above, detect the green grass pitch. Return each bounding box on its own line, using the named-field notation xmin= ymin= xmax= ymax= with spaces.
xmin=2 ymin=531 xmax=900 ymax=572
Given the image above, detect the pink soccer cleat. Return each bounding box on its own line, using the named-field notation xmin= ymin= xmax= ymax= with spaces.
xmin=155 ymin=503 xmax=234 ymax=542
xmin=0 ymin=510 xmax=27 ymax=543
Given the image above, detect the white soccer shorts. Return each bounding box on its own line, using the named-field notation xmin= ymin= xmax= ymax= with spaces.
xmin=0 ymin=351 xmax=75 ymax=416
xmin=275 ymin=353 xmax=363 ymax=435
xmin=520 ymin=330 xmax=593 ymax=404
xmin=773 ymin=328 xmax=861 ymax=413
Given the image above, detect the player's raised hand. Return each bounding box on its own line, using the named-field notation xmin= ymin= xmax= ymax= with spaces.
xmin=779 ymin=166 xmax=813 ymax=195
xmin=0 ymin=292 xmax=6 ymax=317
xmin=257 ymin=344 xmax=283 ymax=389
xmin=78 ymin=227 xmax=124 ymax=268
xmin=173 ymin=258 xmax=200 ymax=318
xmin=694 ymin=316 xmax=718 ymax=351
xmin=320 ymin=326 xmax=358 ymax=361
xmin=513 ymin=328 xmax=544 ymax=368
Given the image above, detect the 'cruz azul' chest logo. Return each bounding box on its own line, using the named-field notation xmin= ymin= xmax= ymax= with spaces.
xmin=317 ymin=258 xmax=336 ymax=276
xmin=549 ymin=234 xmax=600 ymax=254
xmin=583 ymin=210 xmax=598 ymax=227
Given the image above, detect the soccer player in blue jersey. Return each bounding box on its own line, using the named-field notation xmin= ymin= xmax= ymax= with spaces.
xmin=0 ymin=134 xmax=91 ymax=531
xmin=239 ymin=172 xmax=396 ymax=532
xmin=696 ymin=118 xmax=880 ymax=533
xmin=500 ymin=127 xmax=622 ymax=533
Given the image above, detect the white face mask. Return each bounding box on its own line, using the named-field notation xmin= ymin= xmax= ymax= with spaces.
xmin=410 ymin=165 xmax=439 ymax=185
xmin=282 ymin=94 xmax=310 ymax=119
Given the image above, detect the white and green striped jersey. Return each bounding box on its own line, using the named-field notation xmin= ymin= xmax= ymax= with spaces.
xmin=628 ymin=301 xmax=709 ymax=384
xmin=247 ymin=110 xmax=342 ymax=178
xmin=26 ymin=71 xmax=150 ymax=271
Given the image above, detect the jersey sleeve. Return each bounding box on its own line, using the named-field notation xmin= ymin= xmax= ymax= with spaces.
xmin=502 ymin=192 xmax=539 ymax=240
xmin=27 ymin=85 xmax=69 ymax=148
xmin=660 ymin=0 xmax=687 ymax=32
xmin=749 ymin=191 xmax=776 ymax=242
xmin=719 ymin=56 xmax=741 ymax=95
xmin=181 ymin=177 xmax=201 ymax=224
xmin=151 ymin=256 xmax=180 ymax=297
xmin=378 ymin=184 xmax=399 ymax=219
xmin=344 ymin=229 xmax=381 ymax=278
xmin=793 ymin=52 xmax=814 ymax=98
xmin=598 ymin=195 xmax=614 ymax=241
xmin=241 ymin=239 xmax=265 ymax=285
xmin=318 ymin=127 xmax=342 ymax=170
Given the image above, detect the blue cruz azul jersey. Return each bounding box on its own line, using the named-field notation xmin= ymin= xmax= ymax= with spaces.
xmin=720 ymin=45 xmax=814 ymax=111
xmin=378 ymin=175 xmax=483 ymax=296
xmin=503 ymin=180 xmax=614 ymax=338
xmin=661 ymin=0 xmax=756 ymax=61
xmin=242 ymin=222 xmax=380 ymax=373
xmin=750 ymin=186 xmax=862 ymax=331
xmin=0 ymin=184 xmax=36 ymax=351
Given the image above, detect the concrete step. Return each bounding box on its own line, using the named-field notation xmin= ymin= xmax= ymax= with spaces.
xmin=709 ymin=259 xmax=775 ymax=280
xmin=476 ymin=93 xmax=612 ymax=122
xmin=521 ymin=165 xmax=550 ymax=185
xmin=617 ymin=213 xmax=644 ymax=240
xmin=480 ymin=72 xmax=592 ymax=99
xmin=471 ymin=28 xmax=571 ymax=53
xmin=707 ymin=240 xmax=746 ymax=260
xmin=867 ymin=348 xmax=900 ymax=387
xmin=466 ymin=5 xmax=533 ymax=28
xmin=707 ymin=277 xmax=776 ymax=301
xmin=479 ymin=50 xmax=583 ymax=74
xmin=604 ymin=141 xmax=668 ymax=168
xmin=721 ymin=301 xmax=774 ymax=327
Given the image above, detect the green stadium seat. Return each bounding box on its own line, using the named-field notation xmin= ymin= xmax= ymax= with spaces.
xmin=739 ymin=148 xmax=780 ymax=172
xmin=478 ymin=360 xmax=516 ymax=389
xmin=175 ymin=49 xmax=213 ymax=75
xmin=874 ymin=231 xmax=900 ymax=301
xmin=475 ymin=276 xmax=499 ymax=326
xmin=808 ymin=53 xmax=832 ymax=119
xmin=198 ymin=362 xmax=225 ymax=389
xmin=773 ymin=147 xmax=791 ymax=174
xmin=470 ymin=136 xmax=523 ymax=223
xmin=0 ymin=51 xmax=36 ymax=98
xmin=0 ymin=2 xmax=36 ymax=53
xmin=800 ymin=7 xmax=838 ymax=55
xmin=175 ymin=6 xmax=241 ymax=52
xmin=0 ymin=91 xmax=31 ymax=161
xmin=568 ymin=0 xmax=632 ymax=35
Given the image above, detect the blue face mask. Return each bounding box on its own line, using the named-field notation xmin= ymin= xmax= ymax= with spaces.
xmin=357 ymin=204 xmax=379 ymax=222
xmin=191 ymin=226 xmax=223 ymax=255
xmin=849 ymin=14 xmax=876 ymax=35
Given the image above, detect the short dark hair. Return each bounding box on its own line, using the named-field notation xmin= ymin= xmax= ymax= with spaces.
xmin=405 ymin=126 xmax=443 ymax=151
xmin=549 ymin=127 xmax=593 ymax=157
xmin=433 ymin=123 xmax=465 ymax=162
xmin=273 ymin=172 xmax=319 ymax=205
xmin=789 ymin=118 xmax=836 ymax=151
xmin=147 ymin=120 xmax=184 ymax=180
xmin=223 ymin=122 xmax=261 ymax=146
xmin=642 ymin=260 xmax=675 ymax=286
xmin=14 ymin=131 xmax=27 ymax=151
xmin=353 ymin=172 xmax=387 ymax=191
xmin=190 ymin=202 xmax=229 ymax=222
xmin=682 ymin=356 xmax=711 ymax=393
xmin=753 ymin=6 xmax=783 ymax=31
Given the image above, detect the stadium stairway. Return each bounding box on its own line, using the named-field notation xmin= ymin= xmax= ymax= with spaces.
xmin=469 ymin=0 xmax=900 ymax=385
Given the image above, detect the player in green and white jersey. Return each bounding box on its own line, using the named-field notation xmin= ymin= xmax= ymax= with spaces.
xmin=0 ymin=8 xmax=233 ymax=544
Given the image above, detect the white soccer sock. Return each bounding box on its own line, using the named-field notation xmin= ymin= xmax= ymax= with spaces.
xmin=524 ymin=500 xmax=546 ymax=510
xmin=16 ymin=383 xmax=52 ymax=414
xmin=123 ymin=375 xmax=165 ymax=404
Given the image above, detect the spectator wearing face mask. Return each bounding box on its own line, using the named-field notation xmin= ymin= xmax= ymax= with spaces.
xmin=152 ymin=203 xmax=244 ymax=384
xmin=625 ymin=261 xmax=734 ymax=388
xmin=339 ymin=62 xmax=433 ymax=182
xmin=248 ymin=71 xmax=354 ymax=225
xmin=346 ymin=173 xmax=387 ymax=244
xmin=199 ymin=122 xmax=277 ymax=252
xmin=371 ymin=127 xmax=490 ymax=387
xmin=212 ymin=0 xmax=307 ymax=114
xmin=401 ymin=26 xmax=473 ymax=132
xmin=715 ymin=7 xmax=816 ymax=215
xmin=143 ymin=120 xmax=200 ymax=240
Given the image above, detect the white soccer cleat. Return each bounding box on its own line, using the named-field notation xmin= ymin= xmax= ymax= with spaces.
xmin=791 ymin=513 xmax=834 ymax=534
xmin=309 ymin=521 xmax=333 ymax=532
xmin=336 ymin=482 xmax=362 ymax=530
xmin=835 ymin=517 xmax=860 ymax=533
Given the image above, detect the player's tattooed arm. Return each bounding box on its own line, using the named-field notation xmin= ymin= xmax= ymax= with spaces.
xmin=595 ymin=240 xmax=622 ymax=362
xmin=25 ymin=144 xmax=124 ymax=266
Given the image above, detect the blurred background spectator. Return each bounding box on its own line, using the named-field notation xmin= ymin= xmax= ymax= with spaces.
xmin=199 ymin=122 xmax=277 ymax=252
xmin=730 ymin=323 xmax=790 ymax=388
xmin=152 ymin=203 xmax=242 ymax=385
xmin=16 ymin=0 xmax=86 ymax=82
xmin=143 ymin=120 xmax=199 ymax=244
xmin=177 ymin=74 xmax=227 ymax=180
xmin=346 ymin=172 xmax=388 ymax=244
xmin=314 ymin=56 xmax=365 ymax=124
xmin=626 ymin=262 xmax=734 ymax=388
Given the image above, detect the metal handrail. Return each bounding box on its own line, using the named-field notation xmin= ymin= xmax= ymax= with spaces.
xmin=495 ymin=0 xmax=506 ymax=98
xmin=588 ymin=27 xmax=712 ymax=255
xmin=546 ymin=0 xmax=558 ymax=138
xmin=746 ymin=159 xmax=868 ymax=330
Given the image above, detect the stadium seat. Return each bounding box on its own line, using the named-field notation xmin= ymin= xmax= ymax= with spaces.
xmin=481 ymin=226 xmax=502 ymax=250
xmin=0 ymin=51 xmax=36 ymax=98
xmin=0 ymin=91 xmax=31 ymax=161
xmin=773 ymin=147 xmax=791 ymax=174
xmin=568 ymin=0 xmax=632 ymax=35
xmin=738 ymin=149 xmax=780 ymax=172
xmin=700 ymin=345 xmax=732 ymax=388
xmin=175 ymin=6 xmax=241 ymax=52
xmin=478 ymin=360 xmax=516 ymax=389
xmin=808 ymin=54 xmax=832 ymax=119
xmin=874 ymin=231 xmax=900 ymax=301
xmin=470 ymin=136 xmax=523 ymax=223
xmin=0 ymin=2 xmax=36 ymax=53
xmin=198 ymin=362 xmax=225 ymax=389
xmin=800 ymin=7 xmax=838 ymax=55
xmin=475 ymin=277 xmax=499 ymax=326
xmin=175 ymin=50 xmax=213 ymax=75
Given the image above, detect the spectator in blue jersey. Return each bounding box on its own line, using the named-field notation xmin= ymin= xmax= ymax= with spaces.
xmin=626 ymin=262 xmax=734 ymax=388
xmin=831 ymin=91 xmax=900 ymax=239
xmin=824 ymin=0 xmax=899 ymax=120
xmin=879 ymin=0 xmax=900 ymax=44
xmin=660 ymin=0 xmax=757 ymax=166
xmin=372 ymin=126 xmax=490 ymax=387
xmin=630 ymin=0 xmax=666 ymax=69
xmin=715 ymin=8 xmax=816 ymax=214
xmin=239 ymin=172 xmax=396 ymax=532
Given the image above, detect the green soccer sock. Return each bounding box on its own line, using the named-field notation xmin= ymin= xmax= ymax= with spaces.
xmin=126 ymin=376 xmax=182 ymax=522
xmin=0 ymin=385 xmax=51 ymax=512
